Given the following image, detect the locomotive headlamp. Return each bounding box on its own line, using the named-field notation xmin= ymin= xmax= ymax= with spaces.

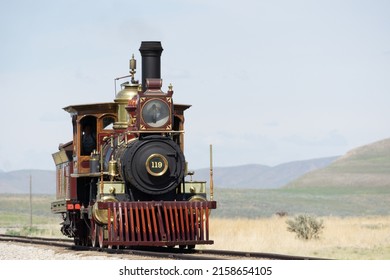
xmin=137 ymin=78 xmax=173 ymax=131
xmin=141 ymin=99 xmax=170 ymax=128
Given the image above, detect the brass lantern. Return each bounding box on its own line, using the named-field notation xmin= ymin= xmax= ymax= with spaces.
xmin=137 ymin=79 xmax=173 ymax=131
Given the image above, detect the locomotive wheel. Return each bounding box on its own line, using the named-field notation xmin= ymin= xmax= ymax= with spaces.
xmin=91 ymin=220 xmax=97 ymax=247
xmin=74 ymin=237 xmax=80 ymax=246
xmin=98 ymin=225 xmax=104 ymax=248
xmin=74 ymin=224 xmax=89 ymax=246
xmin=179 ymin=245 xmax=195 ymax=250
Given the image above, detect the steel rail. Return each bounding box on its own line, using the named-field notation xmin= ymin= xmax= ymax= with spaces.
xmin=195 ymin=249 xmax=332 ymax=260
xmin=0 ymin=234 xmax=331 ymax=260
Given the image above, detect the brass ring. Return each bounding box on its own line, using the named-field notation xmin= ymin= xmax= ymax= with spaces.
xmin=145 ymin=153 xmax=169 ymax=176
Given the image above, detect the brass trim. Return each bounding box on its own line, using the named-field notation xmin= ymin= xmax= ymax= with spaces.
xmin=140 ymin=98 xmax=172 ymax=130
xmin=145 ymin=153 xmax=169 ymax=176
xmin=92 ymin=196 xmax=118 ymax=225
xmin=188 ymin=195 xmax=207 ymax=202
xmin=188 ymin=195 xmax=211 ymax=218
xmin=126 ymin=130 xmax=184 ymax=134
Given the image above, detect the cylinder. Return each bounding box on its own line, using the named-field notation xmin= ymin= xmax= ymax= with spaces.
xmin=139 ymin=41 xmax=163 ymax=91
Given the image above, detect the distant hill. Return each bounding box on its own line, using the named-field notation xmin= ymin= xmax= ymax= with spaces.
xmin=191 ymin=157 xmax=338 ymax=189
xmin=0 ymin=169 xmax=55 ymax=194
xmin=286 ymin=138 xmax=390 ymax=189
xmin=0 ymin=157 xmax=337 ymax=194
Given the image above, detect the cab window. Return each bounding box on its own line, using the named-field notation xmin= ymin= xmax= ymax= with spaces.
xmin=80 ymin=116 xmax=97 ymax=156
xmin=102 ymin=116 xmax=115 ymax=130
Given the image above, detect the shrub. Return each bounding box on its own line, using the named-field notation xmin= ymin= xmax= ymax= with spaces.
xmin=275 ymin=211 xmax=288 ymax=217
xmin=286 ymin=214 xmax=324 ymax=240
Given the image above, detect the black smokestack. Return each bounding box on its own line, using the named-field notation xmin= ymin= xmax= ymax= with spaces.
xmin=139 ymin=41 xmax=163 ymax=92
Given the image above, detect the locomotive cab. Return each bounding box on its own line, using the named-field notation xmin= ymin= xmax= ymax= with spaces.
xmin=64 ymin=103 xmax=118 ymax=174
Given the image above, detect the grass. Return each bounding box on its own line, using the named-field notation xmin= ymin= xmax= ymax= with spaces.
xmin=0 ymin=194 xmax=62 ymax=236
xmin=204 ymin=216 xmax=390 ymax=260
xmin=1 ymin=193 xmax=389 ymax=259
xmin=213 ymin=186 xmax=390 ymax=217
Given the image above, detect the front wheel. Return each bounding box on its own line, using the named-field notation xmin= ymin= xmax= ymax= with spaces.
xmin=98 ymin=225 xmax=104 ymax=248
xmin=91 ymin=220 xmax=98 ymax=247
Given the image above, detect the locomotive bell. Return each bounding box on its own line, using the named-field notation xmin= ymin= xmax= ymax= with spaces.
xmin=108 ymin=156 xmax=118 ymax=178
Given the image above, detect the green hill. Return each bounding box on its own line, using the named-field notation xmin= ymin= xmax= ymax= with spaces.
xmin=286 ymin=138 xmax=390 ymax=189
xmin=214 ymin=139 xmax=390 ymax=217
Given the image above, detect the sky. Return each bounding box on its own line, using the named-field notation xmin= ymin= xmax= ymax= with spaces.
xmin=0 ymin=0 xmax=389 ymax=172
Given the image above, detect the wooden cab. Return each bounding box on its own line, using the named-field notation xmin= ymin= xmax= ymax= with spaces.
xmin=63 ymin=103 xmax=118 ymax=175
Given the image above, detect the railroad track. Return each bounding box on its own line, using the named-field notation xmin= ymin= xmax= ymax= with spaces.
xmin=0 ymin=234 xmax=330 ymax=260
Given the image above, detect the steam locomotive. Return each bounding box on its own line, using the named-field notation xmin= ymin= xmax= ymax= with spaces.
xmin=51 ymin=41 xmax=216 ymax=249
